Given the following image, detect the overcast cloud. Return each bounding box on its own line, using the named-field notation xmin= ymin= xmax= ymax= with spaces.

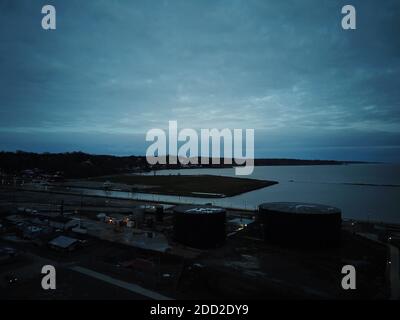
xmin=0 ymin=0 xmax=399 ymax=161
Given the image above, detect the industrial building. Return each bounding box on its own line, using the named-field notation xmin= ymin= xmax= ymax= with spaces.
xmin=258 ymin=202 xmax=342 ymax=247
xmin=48 ymin=235 xmax=80 ymax=252
xmin=31 ymin=214 xmax=79 ymax=231
xmin=173 ymin=205 xmax=226 ymax=249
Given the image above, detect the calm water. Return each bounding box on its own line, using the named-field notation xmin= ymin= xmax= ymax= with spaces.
xmin=140 ymin=164 xmax=400 ymax=223
xmin=48 ymin=164 xmax=400 ymax=223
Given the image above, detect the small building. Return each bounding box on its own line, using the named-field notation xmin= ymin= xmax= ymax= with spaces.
xmin=48 ymin=235 xmax=80 ymax=252
xmin=72 ymin=226 xmax=88 ymax=235
xmin=228 ymin=217 xmax=254 ymax=228
xmin=15 ymin=222 xmax=52 ymax=240
xmin=97 ymin=213 xmax=107 ymax=221
xmin=0 ymin=246 xmax=18 ymax=264
xmin=32 ymin=215 xmax=79 ymax=231
xmin=22 ymin=225 xmax=44 ymax=239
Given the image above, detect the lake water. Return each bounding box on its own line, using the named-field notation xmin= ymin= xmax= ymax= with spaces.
xmin=140 ymin=164 xmax=400 ymax=223
xmin=47 ymin=164 xmax=400 ymax=224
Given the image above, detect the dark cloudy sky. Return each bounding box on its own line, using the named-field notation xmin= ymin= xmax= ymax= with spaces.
xmin=0 ymin=0 xmax=399 ymax=161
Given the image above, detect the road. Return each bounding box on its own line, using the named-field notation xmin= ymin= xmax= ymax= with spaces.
xmin=389 ymin=245 xmax=400 ymax=300
xmin=358 ymin=232 xmax=400 ymax=300
xmin=70 ymin=265 xmax=173 ymax=300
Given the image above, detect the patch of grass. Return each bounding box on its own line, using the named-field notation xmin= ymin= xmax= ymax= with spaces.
xmin=90 ymin=175 xmax=277 ymax=198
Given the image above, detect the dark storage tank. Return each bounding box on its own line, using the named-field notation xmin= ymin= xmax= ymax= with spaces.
xmin=155 ymin=205 xmax=164 ymax=222
xmin=258 ymin=202 xmax=342 ymax=247
xmin=173 ymin=205 xmax=226 ymax=249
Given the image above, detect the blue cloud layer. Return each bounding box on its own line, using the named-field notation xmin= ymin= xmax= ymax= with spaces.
xmin=0 ymin=0 xmax=399 ymax=161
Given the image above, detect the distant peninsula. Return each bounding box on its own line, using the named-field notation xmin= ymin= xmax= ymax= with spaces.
xmin=0 ymin=151 xmax=367 ymax=179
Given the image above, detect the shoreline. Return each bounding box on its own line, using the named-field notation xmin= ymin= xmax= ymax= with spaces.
xmin=85 ymin=174 xmax=278 ymax=198
xmin=2 ymin=185 xmax=400 ymax=227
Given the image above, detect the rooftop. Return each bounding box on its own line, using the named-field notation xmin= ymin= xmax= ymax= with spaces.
xmin=49 ymin=235 xmax=79 ymax=249
xmin=259 ymin=202 xmax=341 ymax=215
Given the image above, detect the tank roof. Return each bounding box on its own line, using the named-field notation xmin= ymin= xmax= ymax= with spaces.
xmin=173 ymin=205 xmax=226 ymax=214
xmin=259 ymin=202 xmax=341 ymax=215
